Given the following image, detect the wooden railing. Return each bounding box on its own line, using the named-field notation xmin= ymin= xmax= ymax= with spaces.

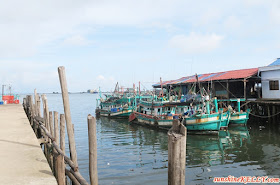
xmin=23 ymin=66 xmax=98 ymax=185
xmin=22 ymin=66 xmax=187 ymax=185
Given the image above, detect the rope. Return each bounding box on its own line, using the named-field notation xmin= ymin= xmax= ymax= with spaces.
xmin=249 ymin=111 xmax=280 ymax=118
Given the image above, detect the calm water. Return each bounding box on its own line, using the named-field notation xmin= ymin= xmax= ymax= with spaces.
xmin=20 ymin=94 xmax=280 ymax=184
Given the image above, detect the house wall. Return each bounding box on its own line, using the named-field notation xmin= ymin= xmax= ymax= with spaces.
xmin=261 ymin=70 xmax=280 ymax=99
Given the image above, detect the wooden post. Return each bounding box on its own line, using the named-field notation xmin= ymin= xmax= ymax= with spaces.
xmin=49 ymin=111 xmax=55 ymax=172
xmin=42 ymin=95 xmax=50 ymax=130
xmin=168 ymin=120 xmax=187 ymax=185
xmin=272 ymin=106 xmax=276 ymax=123
xmin=42 ymin=95 xmax=50 ymax=160
xmin=59 ymin=114 xmax=66 ymax=185
xmin=35 ymin=96 xmax=41 ymax=136
xmin=60 ymin=114 xmax=66 ymax=153
xmin=53 ymin=111 xmax=59 ymax=179
xmin=244 ymin=79 xmax=247 ymax=100
xmin=268 ymin=105 xmax=271 ymax=122
xmin=88 ymin=115 xmax=98 ymax=185
xmin=32 ymin=104 xmax=38 ymax=136
xmin=49 ymin=111 xmax=54 ymax=140
xmin=27 ymin=95 xmax=33 ymax=125
xmin=57 ymin=155 xmax=65 ymax=185
xmin=37 ymin=96 xmax=41 ymax=117
xmin=58 ymin=66 xmax=78 ymax=167
xmin=226 ymin=81 xmax=229 ymax=99
xmin=54 ymin=111 xmax=59 ymax=143
xmin=34 ymin=89 xmax=38 ymax=116
xmin=212 ymin=82 xmax=215 ymax=97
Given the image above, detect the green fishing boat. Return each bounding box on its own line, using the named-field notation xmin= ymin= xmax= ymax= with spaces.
xmin=96 ymin=84 xmax=138 ymax=118
xmin=96 ymin=83 xmax=153 ymax=118
xmin=183 ymin=97 xmax=231 ymax=131
xmin=129 ymin=98 xmax=176 ymax=128
xmin=96 ymin=95 xmax=136 ymax=118
xmin=130 ymin=95 xmax=231 ymax=131
xmin=218 ymin=99 xmax=250 ymax=125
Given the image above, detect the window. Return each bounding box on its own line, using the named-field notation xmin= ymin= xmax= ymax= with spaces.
xmin=269 ymin=80 xmax=279 ymax=90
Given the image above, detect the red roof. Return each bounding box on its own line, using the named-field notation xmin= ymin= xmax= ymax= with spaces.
xmin=153 ymin=68 xmax=258 ymax=87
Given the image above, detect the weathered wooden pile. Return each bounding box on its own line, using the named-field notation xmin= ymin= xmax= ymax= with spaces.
xmin=22 ymin=66 xmax=187 ymax=185
xmin=23 ymin=66 xmax=98 ymax=185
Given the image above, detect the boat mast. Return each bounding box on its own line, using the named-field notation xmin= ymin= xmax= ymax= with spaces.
xmin=160 ymin=77 xmax=163 ymax=97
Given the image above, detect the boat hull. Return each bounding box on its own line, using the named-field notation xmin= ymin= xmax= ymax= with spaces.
xmin=96 ymin=108 xmax=133 ymax=118
xmin=185 ymin=112 xmax=230 ymax=131
xmin=133 ymin=113 xmax=173 ymax=128
xmin=229 ymin=112 xmax=249 ymax=125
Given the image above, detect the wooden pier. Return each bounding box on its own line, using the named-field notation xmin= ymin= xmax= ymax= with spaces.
xmin=0 ymin=104 xmax=57 ymax=185
xmin=0 ymin=66 xmax=188 ymax=185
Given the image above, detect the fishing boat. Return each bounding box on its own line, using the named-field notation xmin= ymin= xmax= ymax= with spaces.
xmin=130 ymin=95 xmax=231 ymax=131
xmin=96 ymin=83 xmax=153 ymax=118
xmin=96 ymin=94 xmax=136 ymax=118
xmin=0 ymin=85 xmax=20 ymax=105
xmin=129 ymin=98 xmax=179 ymax=128
xmin=130 ymin=76 xmax=232 ymax=131
xmin=183 ymin=97 xmax=231 ymax=131
xmin=218 ymin=99 xmax=250 ymax=125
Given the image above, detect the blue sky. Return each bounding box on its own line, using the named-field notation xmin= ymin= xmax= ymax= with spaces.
xmin=0 ymin=0 xmax=279 ymax=93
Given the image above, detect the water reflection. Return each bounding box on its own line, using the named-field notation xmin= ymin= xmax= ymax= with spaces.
xmin=96 ymin=117 xmax=169 ymax=185
xmin=20 ymin=94 xmax=280 ymax=184
xmin=96 ymin=116 xmax=280 ymax=184
xmin=187 ymin=126 xmax=251 ymax=168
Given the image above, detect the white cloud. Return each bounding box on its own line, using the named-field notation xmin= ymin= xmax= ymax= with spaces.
xmin=0 ymin=0 xmax=231 ymax=57
xmin=97 ymin=75 xmax=105 ymax=81
xmin=269 ymin=0 xmax=280 ymax=24
xmin=63 ymin=35 xmax=92 ymax=46
xmin=169 ymin=32 xmax=224 ymax=54
xmin=224 ymin=16 xmax=241 ymax=31
xmin=0 ymin=60 xmax=58 ymax=93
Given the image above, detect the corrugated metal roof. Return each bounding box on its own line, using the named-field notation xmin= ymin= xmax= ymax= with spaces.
xmin=153 ymin=68 xmax=258 ymax=87
xmin=268 ymin=58 xmax=280 ymax=66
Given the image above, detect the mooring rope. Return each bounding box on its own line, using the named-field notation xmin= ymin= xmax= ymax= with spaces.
xmin=249 ymin=111 xmax=280 ymax=118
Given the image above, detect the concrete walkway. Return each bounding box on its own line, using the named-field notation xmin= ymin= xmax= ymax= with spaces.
xmin=0 ymin=104 xmax=57 ymax=185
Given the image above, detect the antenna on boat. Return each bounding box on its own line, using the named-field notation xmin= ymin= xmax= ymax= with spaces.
xmin=160 ymin=77 xmax=163 ymax=97
xmin=139 ymin=81 xmax=141 ymax=96
xmin=195 ymin=74 xmax=203 ymax=97
xmin=133 ymin=83 xmax=136 ymax=96
xmin=99 ymin=86 xmax=102 ymax=99
xmin=114 ymin=82 xmax=119 ymax=94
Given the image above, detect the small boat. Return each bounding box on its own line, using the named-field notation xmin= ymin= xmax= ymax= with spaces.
xmin=218 ymin=99 xmax=250 ymax=125
xmin=183 ymin=97 xmax=231 ymax=131
xmin=129 ymin=98 xmax=180 ymax=128
xmin=1 ymin=85 xmax=20 ymax=105
xmin=96 ymin=83 xmax=153 ymax=118
xmin=96 ymin=95 xmax=136 ymax=118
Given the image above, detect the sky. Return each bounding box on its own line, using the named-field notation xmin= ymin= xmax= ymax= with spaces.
xmin=0 ymin=0 xmax=280 ymax=93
